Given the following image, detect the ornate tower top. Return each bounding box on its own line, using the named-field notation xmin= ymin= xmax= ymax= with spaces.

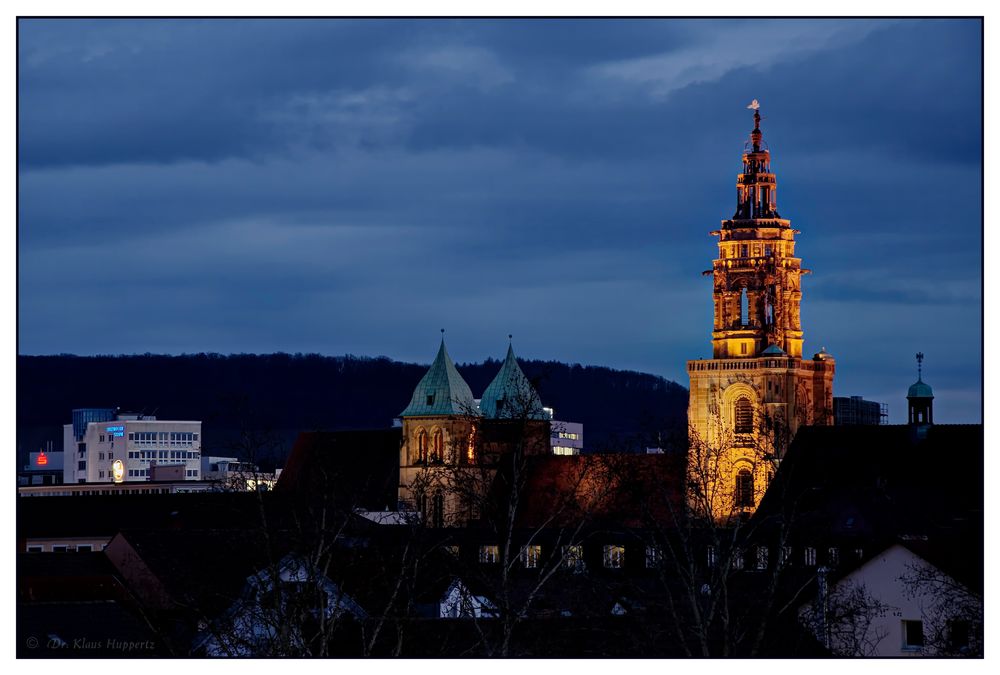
xmin=705 ymin=101 xmax=809 ymax=359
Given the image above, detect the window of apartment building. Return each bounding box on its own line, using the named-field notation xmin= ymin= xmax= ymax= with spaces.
xmin=706 ymin=546 xmax=718 ymax=568
xmin=99 ymin=471 xmax=104 ymax=479
xmin=563 ymin=545 xmax=584 ymax=570
xmin=948 ymin=619 xmax=971 ymax=652
xmin=780 ymin=546 xmax=792 ymax=567
xmin=26 ymin=546 xmax=42 ymax=553
xmin=77 ymin=545 xmax=93 ymax=553
xmin=854 ymin=548 xmax=864 ymax=561
xmin=99 ymin=435 xmax=105 ymax=443
xmin=520 ymin=545 xmax=541 ymax=569
xmin=645 ymin=546 xmax=661 ymax=569
xmin=78 ymin=461 xmax=86 ymax=471
xmin=99 ymin=452 xmax=105 ymax=461
xmin=479 ymin=545 xmax=499 ymax=564
xmin=603 ymin=544 xmax=625 ymax=569
xmin=732 ymin=549 xmax=745 ymax=570
xmin=902 ymin=620 xmax=924 ymax=650
xmin=828 ymin=547 xmax=840 ymax=566
xmin=804 ymin=547 xmax=817 ymax=566
xmin=755 ymin=546 xmax=768 ymax=570
xmin=52 ymin=545 xmax=67 ymax=553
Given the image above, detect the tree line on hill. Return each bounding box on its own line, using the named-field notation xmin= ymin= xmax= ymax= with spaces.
xmin=16 ymin=353 xmax=689 ymax=470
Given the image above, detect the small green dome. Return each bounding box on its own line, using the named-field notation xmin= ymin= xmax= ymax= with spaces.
xmin=907 ymin=379 xmax=934 ymax=399
xmin=761 ymin=344 xmax=786 ymax=356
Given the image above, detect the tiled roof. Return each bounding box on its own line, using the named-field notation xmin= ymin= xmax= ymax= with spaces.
xmin=479 ymin=344 xmax=548 ymax=420
xmin=399 ymin=339 xmax=480 ymax=417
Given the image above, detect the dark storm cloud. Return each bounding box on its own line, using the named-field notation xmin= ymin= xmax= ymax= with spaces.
xmin=18 ymin=18 xmax=981 ymax=423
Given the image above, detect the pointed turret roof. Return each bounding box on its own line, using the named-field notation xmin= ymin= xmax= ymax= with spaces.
xmin=479 ymin=342 xmax=549 ymax=420
xmin=399 ymin=338 xmax=480 ymax=417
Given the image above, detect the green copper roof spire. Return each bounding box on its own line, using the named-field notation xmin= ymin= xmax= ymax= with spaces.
xmin=479 ymin=341 xmax=549 ymax=420
xmin=399 ymin=336 xmax=480 ymax=417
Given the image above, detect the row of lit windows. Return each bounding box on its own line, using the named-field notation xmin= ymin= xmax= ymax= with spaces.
xmin=127 ymin=450 xmax=199 ymax=460
xmin=707 ymin=545 xmax=860 ymax=570
xmin=474 ymin=544 xmax=662 ymax=570
xmin=556 ymin=432 xmax=579 ymax=440
xmin=130 ymin=431 xmax=198 ymax=445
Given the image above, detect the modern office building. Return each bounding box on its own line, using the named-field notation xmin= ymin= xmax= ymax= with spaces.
xmin=62 ymin=410 xmax=203 ymax=484
xmin=550 ymin=420 xmax=584 ymax=455
xmin=834 ymin=396 xmax=888 ymax=426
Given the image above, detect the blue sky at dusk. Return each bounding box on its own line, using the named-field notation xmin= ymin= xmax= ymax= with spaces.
xmin=17 ymin=18 xmax=982 ymax=423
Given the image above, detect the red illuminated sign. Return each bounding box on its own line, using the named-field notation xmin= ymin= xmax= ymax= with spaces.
xmin=36 ymin=451 xmax=48 ymax=466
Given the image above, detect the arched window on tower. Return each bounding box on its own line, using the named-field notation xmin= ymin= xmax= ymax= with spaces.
xmin=734 ymin=397 xmax=753 ymax=435
xmin=735 ymin=469 xmax=754 ymax=508
xmin=432 ymin=429 xmax=444 ymax=463
xmin=740 ymin=288 xmax=749 ymax=326
xmin=417 ymin=430 xmax=429 ymax=464
xmin=432 ymin=491 xmax=445 ymax=528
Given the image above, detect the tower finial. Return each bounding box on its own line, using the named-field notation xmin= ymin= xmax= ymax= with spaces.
xmin=508 ymin=334 xmax=512 ymax=342
xmin=916 ymin=352 xmax=924 ymax=381
xmin=747 ymin=99 xmax=762 ymax=152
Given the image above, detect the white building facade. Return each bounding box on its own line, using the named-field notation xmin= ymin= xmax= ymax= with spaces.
xmin=63 ymin=413 xmax=203 ymax=484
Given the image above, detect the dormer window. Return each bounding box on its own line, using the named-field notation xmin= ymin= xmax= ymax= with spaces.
xmin=426 ymin=394 xmax=435 ymax=406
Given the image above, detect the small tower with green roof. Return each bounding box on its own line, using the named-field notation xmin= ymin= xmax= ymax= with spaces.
xmin=398 ymin=333 xmax=481 ymax=527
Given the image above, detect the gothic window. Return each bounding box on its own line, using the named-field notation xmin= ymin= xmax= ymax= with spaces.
xmin=432 ymin=492 xmax=445 ymax=528
xmin=740 ymin=287 xmax=749 ymax=325
xmin=432 ymin=429 xmax=444 ymax=462
xmin=417 ymin=430 xmax=429 ymax=463
xmin=741 ymin=244 xmax=748 ymax=258
xmin=735 ymin=468 xmax=754 ymax=508
xmin=734 ymin=397 xmax=753 ymax=434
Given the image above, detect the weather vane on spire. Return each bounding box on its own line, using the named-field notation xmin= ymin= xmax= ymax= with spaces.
xmin=916 ymin=352 xmax=924 ymax=380
xmin=747 ymin=99 xmax=760 ymax=111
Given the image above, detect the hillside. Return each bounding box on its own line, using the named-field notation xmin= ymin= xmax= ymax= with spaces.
xmin=16 ymin=353 xmax=688 ymax=469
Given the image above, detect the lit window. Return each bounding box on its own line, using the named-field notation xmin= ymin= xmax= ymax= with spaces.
xmin=902 ymin=620 xmax=924 ymax=650
xmin=645 ymin=546 xmax=661 ymax=568
xmin=520 ymin=545 xmax=541 ymax=569
xmin=755 ymin=546 xmax=768 ymax=570
xmin=706 ymin=546 xmax=717 ymax=568
xmin=828 ymin=547 xmax=839 ymax=566
xmin=563 ymin=545 xmax=584 ymax=570
xmin=804 ymin=547 xmax=817 ymax=566
xmin=479 ymin=545 xmax=499 ymax=564
xmin=603 ymin=544 xmax=625 ymax=569
xmin=780 ymin=546 xmax=792 ymax=567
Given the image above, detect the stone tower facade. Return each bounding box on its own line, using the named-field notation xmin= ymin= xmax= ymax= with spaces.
xmin=687 ymin=102 xmax=835 ymax=518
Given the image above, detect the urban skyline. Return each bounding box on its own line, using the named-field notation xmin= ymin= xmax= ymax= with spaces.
xmin=17 ymin=18 xmax=982 ymax=423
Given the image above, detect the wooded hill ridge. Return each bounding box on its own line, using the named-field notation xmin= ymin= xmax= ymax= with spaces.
xmin=17 ymin=353 xmax=689 ymax=470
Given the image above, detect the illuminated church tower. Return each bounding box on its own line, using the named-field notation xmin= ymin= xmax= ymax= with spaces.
xmin=687 ymin=101 xmax=835 ymax=518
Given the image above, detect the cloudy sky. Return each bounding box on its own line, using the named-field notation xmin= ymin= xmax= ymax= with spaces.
xmin=18 ymin=18 xmax=981 ymax=423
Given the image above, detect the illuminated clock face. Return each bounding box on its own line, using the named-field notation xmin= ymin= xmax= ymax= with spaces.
xmin=112 ymin=459 xmax=125 ymax=483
